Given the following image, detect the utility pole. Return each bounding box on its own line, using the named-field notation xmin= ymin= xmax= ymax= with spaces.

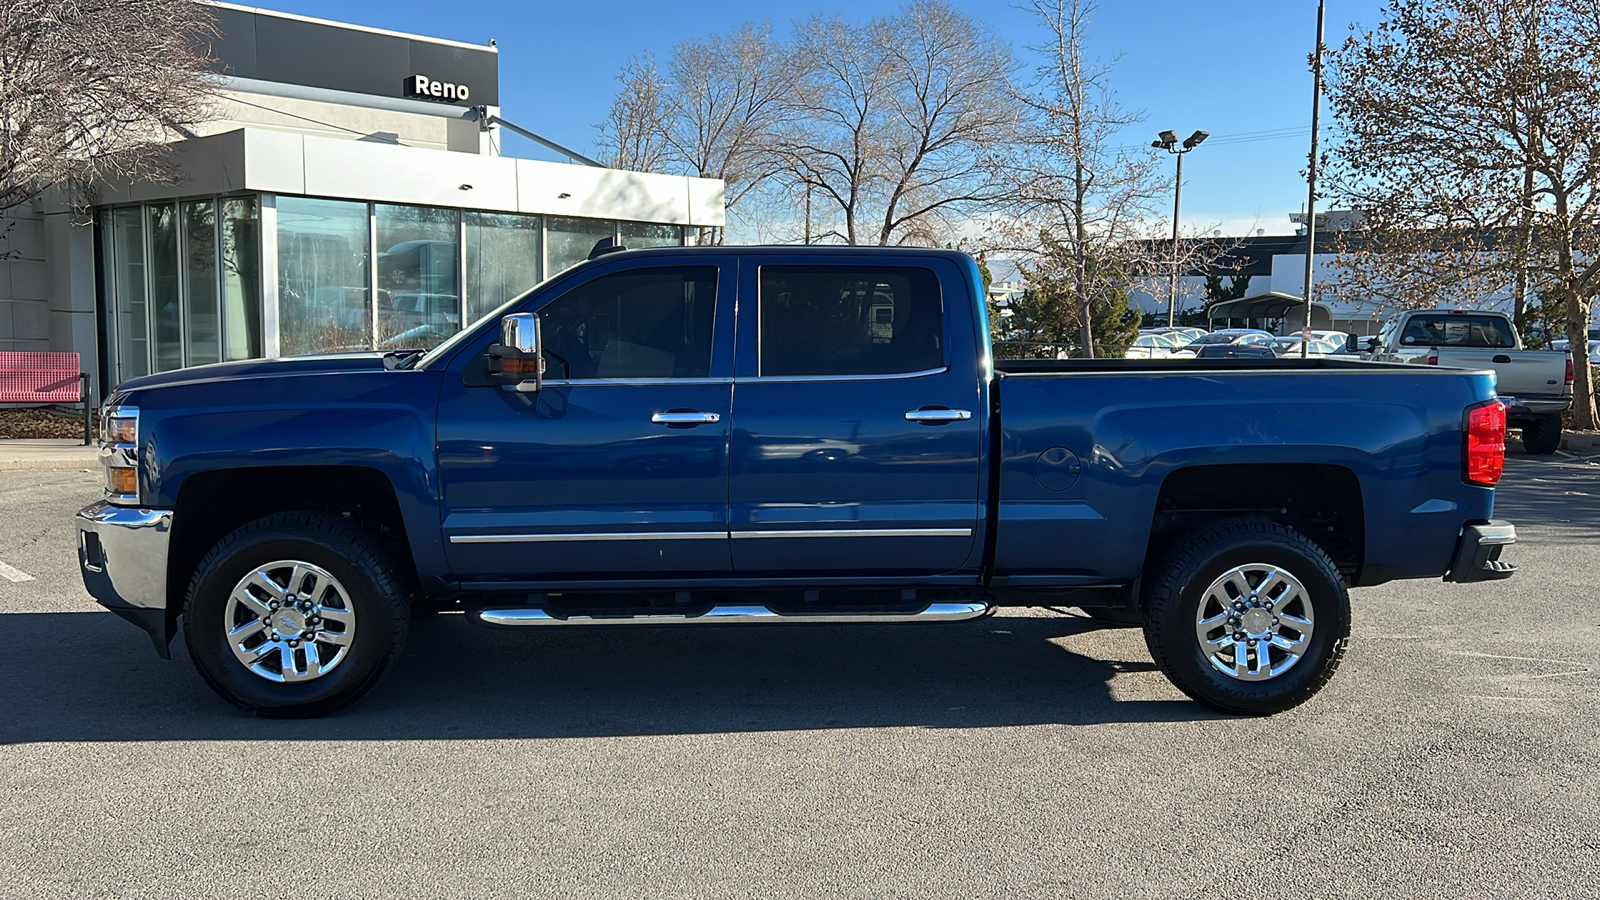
xmin=1300 ymin=0 xmax=1325 ymax=358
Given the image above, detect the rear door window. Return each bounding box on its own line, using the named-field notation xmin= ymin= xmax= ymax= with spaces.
xmin=758 ymin=266 xmax=944 ymax=376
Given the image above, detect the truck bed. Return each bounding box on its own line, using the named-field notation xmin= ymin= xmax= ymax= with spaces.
xmin=990 ymin=360 xmax=1500 ymax=587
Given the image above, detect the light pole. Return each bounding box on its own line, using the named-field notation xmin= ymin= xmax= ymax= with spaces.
xmin=1153 ymin=129 xmax=1209 ymax=327
xmin=1300 ymin=0 xmax=1326 ymax=358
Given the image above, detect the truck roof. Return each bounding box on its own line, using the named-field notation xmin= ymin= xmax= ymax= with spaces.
xmin=588 ymin=244 xmax=977 ymax=263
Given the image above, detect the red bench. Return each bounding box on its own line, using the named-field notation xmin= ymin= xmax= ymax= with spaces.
xmin=0 ymin=351 xmax=92 ymax=444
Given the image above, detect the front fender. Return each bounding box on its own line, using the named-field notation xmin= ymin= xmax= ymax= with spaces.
xmin=131 ymin=369 xmax=446 ymax=581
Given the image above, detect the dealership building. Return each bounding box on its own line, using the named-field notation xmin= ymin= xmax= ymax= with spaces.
xmin=0 ymin=3 xmax=725 ymax=401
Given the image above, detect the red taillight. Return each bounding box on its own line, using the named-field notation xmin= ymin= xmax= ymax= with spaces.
xmin=1464 ymin=400 xmax=1506 ymax=486
xmin=1567 ymin=355 xmax=1575 ymax=386
xmin=1425 ymin=350 xmax=1439 ymax=365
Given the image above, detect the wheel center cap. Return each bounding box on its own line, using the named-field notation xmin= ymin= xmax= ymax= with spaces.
xmin=274 ymin=609 xmax=307 ymax=637
xmin=1241 ymin=608 xmax=1273 ymax=635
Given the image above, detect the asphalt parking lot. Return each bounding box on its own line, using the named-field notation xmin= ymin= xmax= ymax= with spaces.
xmin=0 ymin=453 xmax=1596 ymax=898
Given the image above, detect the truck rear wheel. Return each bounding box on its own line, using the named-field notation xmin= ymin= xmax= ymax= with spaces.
xmin=1142 ymin=519 xmax=1349 ymax=715
xmin=1519 ymin=414 xmax=1562 ymax=455
xmin=183 ymin=512 xmax=410 ymax=717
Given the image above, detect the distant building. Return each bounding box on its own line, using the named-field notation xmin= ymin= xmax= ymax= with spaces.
xmin=1127 ymin=211 xmax=1518 ymax=335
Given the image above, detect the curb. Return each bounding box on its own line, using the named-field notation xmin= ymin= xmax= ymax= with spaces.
xmin=0 ymin=458 xmax=98 ymax=473
xmin=1561 ymin=433 xmax=1600 ymax=453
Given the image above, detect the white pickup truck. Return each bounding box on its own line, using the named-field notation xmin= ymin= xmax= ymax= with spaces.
xmin=1369 ymin=309 xmax=1573 ymax=454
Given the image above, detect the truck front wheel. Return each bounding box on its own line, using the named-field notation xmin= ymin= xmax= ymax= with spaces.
xmin=1142 ymin=519 xmax=1350 ymax=715
xmin=183 ymin=512 xmax=410 ymax=717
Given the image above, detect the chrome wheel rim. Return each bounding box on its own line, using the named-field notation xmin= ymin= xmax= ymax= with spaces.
xmin=1194 ymin=563 xmax=1315 ymax=682
xmin=224 ymin=561 xmax=355 ymax=683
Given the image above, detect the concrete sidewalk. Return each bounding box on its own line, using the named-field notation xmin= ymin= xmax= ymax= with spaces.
xmin=0 ymin=439 xmax=99 ymax=472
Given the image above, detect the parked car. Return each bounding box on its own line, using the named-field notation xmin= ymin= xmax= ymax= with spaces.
xmin=1183 ymin=329 xmax=1274 ymax=352
xmin=1368 ymin=309 xmax=1572 ymax=454
xmin=1267 ymin=337 xmax=1345 ymax=358
xmin=1195 ymin=342 xmax=1277 ymax=359
xmin=1549 ymin=327 xmax=1600 ymax=354
xmin=1125 ymin=331 xmax=1189 ymax=359
xmin=76 ymin=246 xmax=1518 ymax=719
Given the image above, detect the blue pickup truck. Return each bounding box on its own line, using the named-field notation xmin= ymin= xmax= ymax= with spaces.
xmin=76 ymin=246 xmax=1517 ymax=717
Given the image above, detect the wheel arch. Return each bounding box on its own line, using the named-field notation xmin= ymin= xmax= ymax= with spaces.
xmin=1141 ymin=462 xmax=1366 ymax=591
xmin=166 ymin=466 xmax=419 ymax=633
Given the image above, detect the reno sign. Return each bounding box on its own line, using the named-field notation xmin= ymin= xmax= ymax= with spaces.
xmin=405 ymin=74 xmax=471 ymax=103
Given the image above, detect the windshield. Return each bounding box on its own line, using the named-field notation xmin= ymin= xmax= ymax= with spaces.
xmin=1400 ymin=314 xmax=1514 ymax=348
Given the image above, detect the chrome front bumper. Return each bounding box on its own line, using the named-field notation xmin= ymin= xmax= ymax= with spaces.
xmin=76 ymin=501 xmax=175 ymax=657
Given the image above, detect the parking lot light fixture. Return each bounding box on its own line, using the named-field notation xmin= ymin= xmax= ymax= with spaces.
xmin=1156 ymin=128 xmax=1207 ymax=327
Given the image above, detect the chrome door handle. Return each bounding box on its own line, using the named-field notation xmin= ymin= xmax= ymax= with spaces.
xmin=651 ymin=411 xmax=721 ymax=425
xmin=904 ymin=408 xmax=972 ymax=423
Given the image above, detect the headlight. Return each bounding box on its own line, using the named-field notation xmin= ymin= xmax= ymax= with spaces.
xmin=100 ymin=405 xmax=139 ymax=504
xmin=102 ymin=411 xmax=137 ymax=444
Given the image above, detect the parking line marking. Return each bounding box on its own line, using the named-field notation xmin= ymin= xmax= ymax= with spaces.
xmin=0 ymin=560 xmax=35 ymax=583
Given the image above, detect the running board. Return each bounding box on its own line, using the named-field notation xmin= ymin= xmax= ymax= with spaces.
xmin=473 ymin=601 xmax=991 ymax=627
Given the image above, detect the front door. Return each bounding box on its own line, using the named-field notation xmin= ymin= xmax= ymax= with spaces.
xmin=727 ymin=258 xmax=983 ymax=577
xmin=436 ymin=260 xmax=736 ymax=583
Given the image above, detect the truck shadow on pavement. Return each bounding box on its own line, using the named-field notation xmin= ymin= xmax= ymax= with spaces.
xmin=1496 ymin=454 xmax=1600 ymax=536
xmin=1 ymin=610 xmax=1212 ymax=743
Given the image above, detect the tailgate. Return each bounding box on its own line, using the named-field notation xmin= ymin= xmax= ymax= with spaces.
xmin=1434 ymin=349 xmax=1568 ymax=397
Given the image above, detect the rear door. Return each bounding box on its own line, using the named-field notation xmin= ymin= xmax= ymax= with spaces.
xmin=726 ymin=256 xmax=983 ymax=578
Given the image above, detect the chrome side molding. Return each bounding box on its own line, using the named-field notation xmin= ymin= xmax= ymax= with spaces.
xmin=474 ymin=601 xmax=991 ymax=627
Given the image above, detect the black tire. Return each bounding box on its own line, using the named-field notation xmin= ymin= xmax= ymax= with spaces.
xmin=1142 ymin=519 xmax=1350 ymax=715
xmin=1520 ymin=414 xmax=1562 ymax=455
xmin=183 ymin=512 xmax=410 ymax=717
xmin=1078 ymin=605 xmax=1143 ymax=627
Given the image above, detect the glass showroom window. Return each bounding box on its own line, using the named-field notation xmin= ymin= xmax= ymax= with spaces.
xmin=546 ymin=216 xmax=616 ymax=277
xmin=376 ymin=204 xmax=461 ymax=350
xmin=621 ymin=221 xmax=684 ymax=249
xmin=465 ymin=211 xmax=541 ymax=326
xmin=107 ymin=208 xmax=150 ymax=382
xmin=277 ymin=196 xmax=371 ymax=356
xmin=148 ymin=203 xmax=183 ymax=373
xmin=183 ymin=200 xmax=221 ymax=367
xmin=220 ymin=197 xmax=262 ymax=361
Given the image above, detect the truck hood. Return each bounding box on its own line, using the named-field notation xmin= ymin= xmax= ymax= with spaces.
xmin=109 ymin=353 xmax=392 ymax=397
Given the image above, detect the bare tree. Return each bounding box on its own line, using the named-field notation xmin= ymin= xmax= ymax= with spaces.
xmin=597 ymin=23 xmax=802 ymax=244
xmin=0 ymin=0 xmax=217 ymax=213
xmin=666 ymin=23 xmax=800 ymax=226
xmin=595 ymin=53 xmax=673 ymax=173
xmin=998 ymin=0 xmax=1168 ymax=358
xmin=1326 ymin=0 xmax=1600 ymax=428
xmin=779 ymin=0 xmax=1016 ymax=247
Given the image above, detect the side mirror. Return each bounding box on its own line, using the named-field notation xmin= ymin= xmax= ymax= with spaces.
xmin=487 ymin=313 xmax=543 ymax=392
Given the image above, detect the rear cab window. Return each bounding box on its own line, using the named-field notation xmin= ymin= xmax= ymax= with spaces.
xmin=1400 ymin=314 xmax=1514 ymax=348
xmin=757 ymin=266 xmax=945 ymax=377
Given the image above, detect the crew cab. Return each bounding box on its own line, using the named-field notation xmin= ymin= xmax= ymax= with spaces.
xmin=76 ymin=246 xmax=1518 ymax=718
xmin=1368 ymin=309 xmax=1573 ymax=454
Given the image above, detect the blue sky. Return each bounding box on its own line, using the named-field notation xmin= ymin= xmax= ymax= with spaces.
xmin=256 ymin=0 xmax=1393 ymax=237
